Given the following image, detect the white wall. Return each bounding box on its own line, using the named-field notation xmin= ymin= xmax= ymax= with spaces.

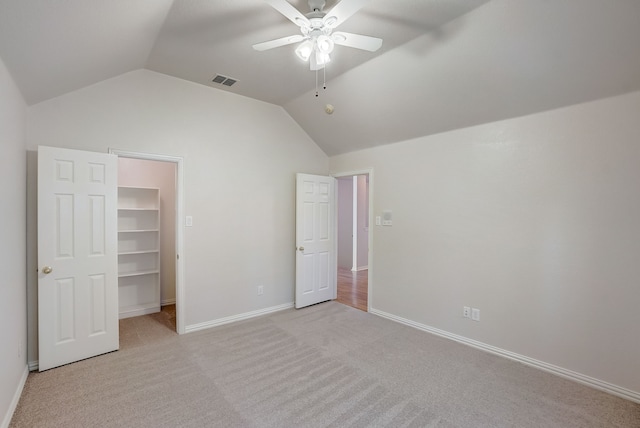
xmin=356 ymin=175 xmax=369 ymax=270
xmin=337 ymin=177 xmax=353 ymax=269
xmin=118 ymin=157 xmax=176 ymax=304
xmin=25 ymin=69 xmax=328 ymax=363
xmin=330 ymin=90 xmax=640 ymax=397
xmin=337 ymin=175 xmax=369 ymax=271
xmin=0 ymin=56 xmax=27 ymax=426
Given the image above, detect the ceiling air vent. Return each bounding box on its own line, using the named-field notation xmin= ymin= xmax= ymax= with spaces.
xmin=211 ymin=74 xmax=237 ymax=87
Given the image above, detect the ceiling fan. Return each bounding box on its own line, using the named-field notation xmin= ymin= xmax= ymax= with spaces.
xmin=253 ymin=0 xmax=383 ymax=71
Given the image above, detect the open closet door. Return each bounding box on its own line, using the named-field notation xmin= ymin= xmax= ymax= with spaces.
xmin=295 ymin=173 xmax=336 ymax=308
xmin=38 ymin=146 xmax=119 ymax=370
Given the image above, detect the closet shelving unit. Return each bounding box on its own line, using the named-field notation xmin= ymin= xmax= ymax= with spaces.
xmin=117 ymin=186 xmax=161 ymax=319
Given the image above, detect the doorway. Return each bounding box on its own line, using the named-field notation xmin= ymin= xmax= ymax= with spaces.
xmin=334 ymin=170 xmax=372 ymax=312
xmin=109 ymin=149 xmax=185 ymax=335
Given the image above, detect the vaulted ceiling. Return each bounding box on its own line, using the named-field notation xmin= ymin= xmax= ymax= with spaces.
xmin=1 ymin=0 xmax=640 ymax=156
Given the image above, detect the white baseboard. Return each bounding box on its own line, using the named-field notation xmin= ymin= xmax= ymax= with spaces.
xmin=369 ymin=308 xmax=640 ymax=404
xmin=118 ymin=305 xmax=160 ymax=319
xmin=351 ymin=266 xmax=368 ymax=272
xmin=1 ymin=364 xmax=28 ymax=428
xmin=185 ymin=302 xmax=294 ymax=333
xmin=27 ymin=361 xmax=38 ymax=372
xmin=161 ymin=298 xmax=176 ymax=306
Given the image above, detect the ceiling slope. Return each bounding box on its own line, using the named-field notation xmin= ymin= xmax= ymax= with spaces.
xmin=145 ymin=0 xmax=489 ymax=106
xmin=285 ymin=0 xmax=640 ymax=155
xmin=0 ymin=0 xmax=174 ymax=105
xmin=1 ymin=1 xmax=639 ymax=156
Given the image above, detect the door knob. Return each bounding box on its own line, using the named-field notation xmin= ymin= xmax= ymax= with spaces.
xmin=42 ymin=266 xmax=53 ymax=274
xmin=298 ymin=247 xmax=304 ymax=252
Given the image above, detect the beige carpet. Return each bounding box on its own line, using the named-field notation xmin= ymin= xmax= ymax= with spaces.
xmin=10 ymin=302 xmax=640 ymax=427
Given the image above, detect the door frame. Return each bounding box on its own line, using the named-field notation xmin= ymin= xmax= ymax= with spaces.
xmin=109 ymin=149 xmax=186 ymax=334
xmin=331 ymin=168 xmax=373 ymax=312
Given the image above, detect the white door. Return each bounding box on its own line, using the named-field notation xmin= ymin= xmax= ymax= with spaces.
xmin=38 ymin=146 xmax=119 ymax=371
xmin=295 ymin=173 xmax=336 ymax=308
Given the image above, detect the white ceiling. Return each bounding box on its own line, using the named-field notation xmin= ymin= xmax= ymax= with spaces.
xmin=1 ymin=0 xmax=640 ymax=156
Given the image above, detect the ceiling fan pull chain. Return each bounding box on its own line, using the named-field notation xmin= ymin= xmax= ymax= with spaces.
xmin=315 ymin=68 xmax=319 ymax=97
xmin=323 ymin=66 xmax=327 ymax=90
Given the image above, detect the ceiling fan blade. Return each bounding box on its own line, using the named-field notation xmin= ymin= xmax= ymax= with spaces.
xmin=264 ymin=0 xmax=310 ymax=27
xmin=332 ymin=32 xmax=382 ymax=52
xmin=253 ymin=35 xmax=305 ymax=51
xmin=323 ymin=0 xmax=369 ymax=28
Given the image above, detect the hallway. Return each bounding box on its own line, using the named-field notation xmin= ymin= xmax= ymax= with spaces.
xmin=336 ymin=267 xmax=368 ymax=312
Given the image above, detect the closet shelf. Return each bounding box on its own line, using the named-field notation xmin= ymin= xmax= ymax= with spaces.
xmin=118 ymin=269 xmax=159 ymax=278
xmin=117 ymin=186 xmax=161 ymax=319
xmin=118 ymin=250 xmax=159 ymax=256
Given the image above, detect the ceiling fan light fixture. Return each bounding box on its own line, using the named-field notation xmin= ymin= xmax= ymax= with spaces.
xmin=295 ymin=40 xmax=314 ymax=61
xmin=315 ymin=51 xmax=331 ymax=66
xmin=256 ymin=0 xmax=383 ymax=74
xmin=316 ymin=35 xmax=334 ymax=54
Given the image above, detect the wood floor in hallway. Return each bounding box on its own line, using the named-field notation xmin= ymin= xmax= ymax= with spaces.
xmin=336 ymin=267 xmax=368 ymax=311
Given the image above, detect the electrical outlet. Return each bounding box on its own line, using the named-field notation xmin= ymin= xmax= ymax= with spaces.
xmin=472 ymin=308 xmax=480 ymax=321
xmin=257 ymin=285 xmax=264 ymax=296
xmin=463 ymin=306 xmax=471 ymax=318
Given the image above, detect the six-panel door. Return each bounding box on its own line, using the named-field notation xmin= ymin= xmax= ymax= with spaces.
xmin=38 ymin=146 xmax=119 ymax=371
xmin=295 ymin=173 xmax=336 ymax=309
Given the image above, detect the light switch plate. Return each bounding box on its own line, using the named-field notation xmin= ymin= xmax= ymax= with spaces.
xmin=185 ymin=216 xmax=193 ymax=227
